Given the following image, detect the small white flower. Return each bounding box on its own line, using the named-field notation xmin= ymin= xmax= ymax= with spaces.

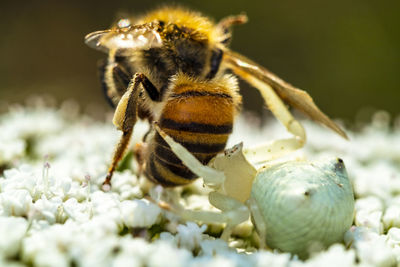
xmin=91 ymin=191 xmax=121 ymax=216
xmin=33 ymin=248 xmax=70 ymax=267
xmin=0 ymin=217 xmax=28 ymax=258
xmin=189 ymin=255 xmax=236 ymax=267
xmin=354 ymin=197 xmax=384 ymax=233
xmin=159 ymin=232 xmax=177 ymax=245
xmin=355 ymin=196 xmax=383 ymax=213
xmin=392 ymin=246 xmax=400 ymax=264
xmin=117 ymin=237 xmax=153 ymax=263
xmin=21 ymin=224 xmax=74 ymax=267
xmin=79 ymin=216 xmax=120 ymax=239
xmin=1 ymin=165 xmax=37 ymax=194
xmin=0 ymin=189 xmax=33 ymax=216
xmin=111 ymin=238 xmax=152 ymax=267
xmin=344 ymin=226 xmax=396 ymax=266
xmin=0 ymin=137 xmax=25 ymax=164
xmin=352 ymin=162 xmax=400 ymax=199
xmin=119 ymin=184 xmax=143 ymax=201
xmin=344 ymin=226 xmax=379 ymax=247
xmin=49 ymin=176 xmax=72 ymax=198
xmin=63 ymin=198 xmax=91 ymax=223
xmin=199 ymin=239 xmax=230 ymax=256
xmin=176 ymin=222 xmax=207 ymax=251
xmin=147 ymin=241 xmax=192 ymax=267
xmin=356 ymin=235 xmax=397 ymax=267
xmin=65 ymin=180 xmax=88 ymax=201
xmin=355 ymin=210 xmax=383 ymax=234
xmin=109 ymin=171 xmax=143 ymax=200
xmin=2 ymin=107 xmax=64 ymax=138
xmin=120 ymin=199 xmax=161 ymax=228
xmin=386 ymin=227 xmax=400 ymax=247
xmin=253 ymin=250 xmax=291 ymax=267
xmin=112 ymin=255 xmax=142 ymax=267
xmin=31 ymin=195 xmax=63 ymax=224
xmin=73 ymin=235 xmax=119 ymax=267
xmin=383 ymin=204 xmax=400 ymax=230
xmin=301 ymin=244 xmax=356 ymax=267
xmin=28 ymin=219 xmax=51 ymax=232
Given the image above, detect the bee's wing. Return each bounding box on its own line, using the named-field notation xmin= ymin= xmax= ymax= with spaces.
xmin=223 ymin=49 xmax=348 ymax=139
xmin=85 ymin=25 xmax=162 ymax=56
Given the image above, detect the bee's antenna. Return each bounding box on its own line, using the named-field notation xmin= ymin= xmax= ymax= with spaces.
xmin=217 ymin=13 xmax=248 ymax=31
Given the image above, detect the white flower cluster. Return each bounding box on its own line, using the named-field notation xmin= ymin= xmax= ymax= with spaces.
xmin=1 ymin=106 xmax=400 ymax=266
xmin=0 ymin=107 xmax=62 ymax=165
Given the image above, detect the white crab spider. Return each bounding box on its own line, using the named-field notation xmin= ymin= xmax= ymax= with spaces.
xmin=156 ymin=126 xmax=354 ymax=258
xmin=153 ymin=81 xmax=354 ymax=258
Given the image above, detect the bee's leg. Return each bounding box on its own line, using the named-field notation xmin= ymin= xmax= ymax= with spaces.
xmin=103 ymin=73 xmax=160 ymax=188
xmin=103 ymin=77 xmax=139 ymax=188
xmin=153 ymin=124 xmax=225 ymax=188
xmin=243 ymin=79 xmax=306 ymax=164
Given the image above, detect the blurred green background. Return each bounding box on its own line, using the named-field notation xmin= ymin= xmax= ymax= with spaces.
xmin=1 ymin=0 xmax=398 ymax=123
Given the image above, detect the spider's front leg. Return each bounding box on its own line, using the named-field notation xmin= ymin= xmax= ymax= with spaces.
xmin=154 ymin=125 xmax=251 ymax=240
xmin=242 ymin=76 xmax=306 ymax=164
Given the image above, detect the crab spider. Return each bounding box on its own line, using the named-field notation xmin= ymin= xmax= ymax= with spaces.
xmin=152 ymin=81 xmax=354 ymax=256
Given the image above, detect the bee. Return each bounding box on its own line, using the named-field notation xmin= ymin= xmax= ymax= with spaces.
xmin=84 ymin=6 xmax=347 ymax=188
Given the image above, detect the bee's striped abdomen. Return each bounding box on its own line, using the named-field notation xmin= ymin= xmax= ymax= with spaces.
xmin=144 ymin=84 xmax=238 ymax=187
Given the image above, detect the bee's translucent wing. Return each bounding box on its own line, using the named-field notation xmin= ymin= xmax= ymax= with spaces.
xmin=223 ymin=49 xmax=348 ymax=139
xmin=85 ymin=22 xmax=162 ymax=56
